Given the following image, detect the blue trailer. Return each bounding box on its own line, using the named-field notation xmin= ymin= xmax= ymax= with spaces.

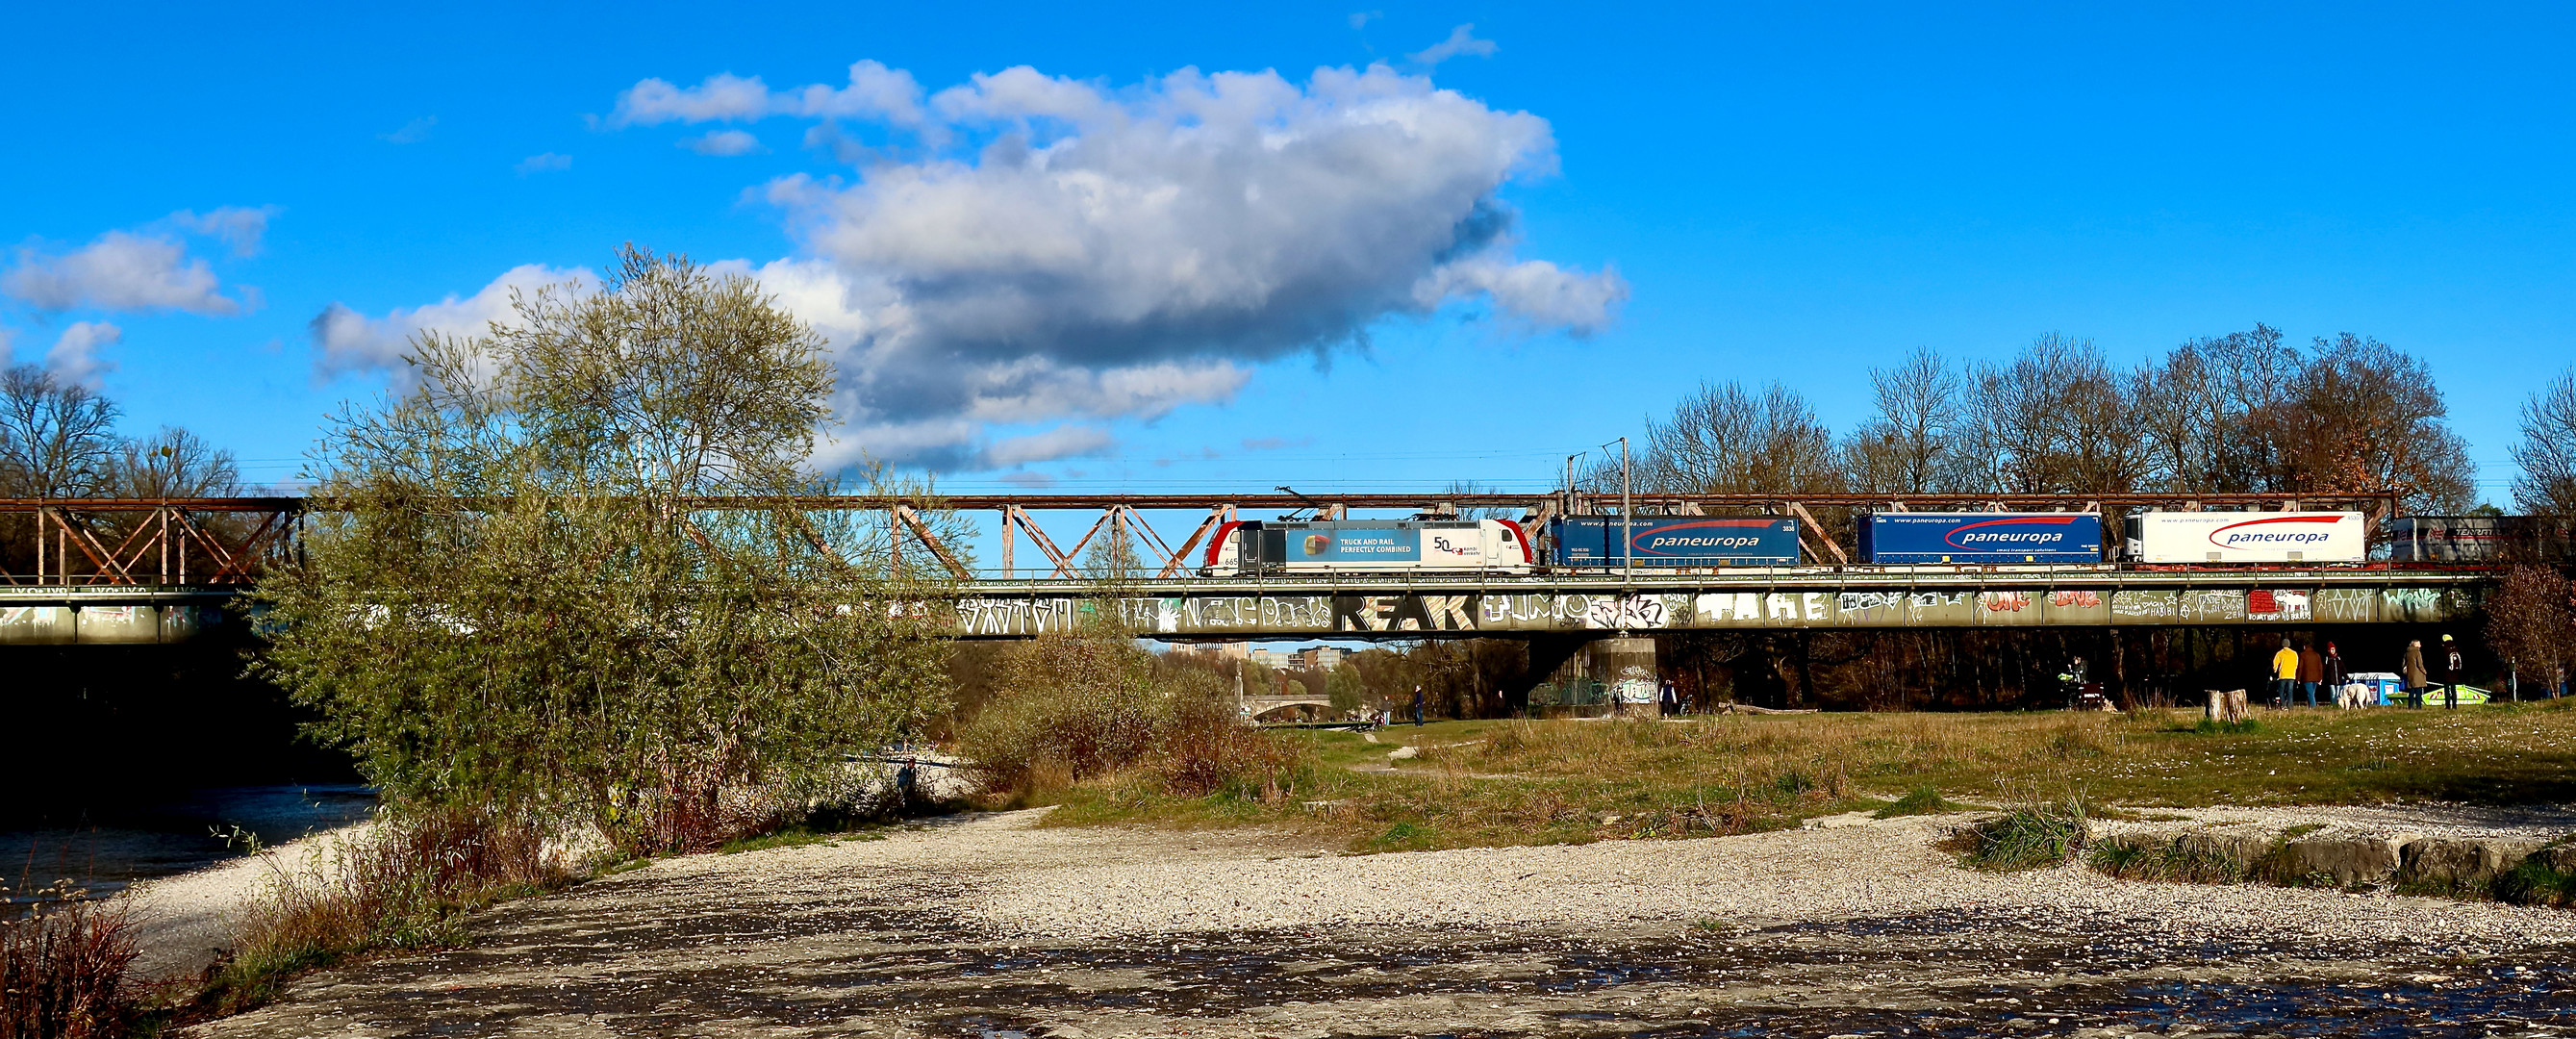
xmin=1858 ymin=513 xmax=2103 ymax=564
xmin=1550 ymin=517 xmax=1801 ymax=567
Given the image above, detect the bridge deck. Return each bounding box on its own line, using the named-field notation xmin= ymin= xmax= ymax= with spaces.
xmin=3 ymin=565 xmax=2496 ymax=644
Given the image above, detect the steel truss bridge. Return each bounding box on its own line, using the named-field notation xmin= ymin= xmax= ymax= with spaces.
xmin=0 ymin=492 xmax=2491 ymax=645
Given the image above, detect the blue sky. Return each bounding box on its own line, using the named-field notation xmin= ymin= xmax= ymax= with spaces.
xmin=3 ymin=2 xmax=2569 ymax=502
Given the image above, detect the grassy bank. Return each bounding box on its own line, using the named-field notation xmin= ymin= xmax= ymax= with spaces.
xmin=1028 ymin=700 xmax=2576 ymax=853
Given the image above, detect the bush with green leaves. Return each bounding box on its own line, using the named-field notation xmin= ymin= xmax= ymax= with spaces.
xmin=255 ymin=247 xmax=958 ymax=852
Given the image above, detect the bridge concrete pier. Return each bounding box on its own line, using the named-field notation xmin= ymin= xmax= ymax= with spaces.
xmin=1590 ymin=637 xmax=1662 ymax=718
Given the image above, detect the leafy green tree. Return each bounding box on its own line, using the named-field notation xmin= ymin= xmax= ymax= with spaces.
xmin=1325 ymin=663 xmax=1365 ymax=713
xmin=255 ymin=247 xmax=955 ymax=850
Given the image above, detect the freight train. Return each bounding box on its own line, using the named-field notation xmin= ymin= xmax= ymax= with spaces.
xmin=1197 ymin=510 xmax=2560 ymax=575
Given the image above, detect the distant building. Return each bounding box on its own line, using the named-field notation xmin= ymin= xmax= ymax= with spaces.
xmin=1295 ymin=646 xmax=1346 ymax=672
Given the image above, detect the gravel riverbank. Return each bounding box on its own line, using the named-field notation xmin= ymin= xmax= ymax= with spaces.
xmin=186 ymin=805 xmax=2576 ymax=1037
xmin=118 ymin=823 xmax=376 ymax=982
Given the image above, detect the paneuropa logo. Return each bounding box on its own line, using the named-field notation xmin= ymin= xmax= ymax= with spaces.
xmin=2208 ymin=515 xmax=2344 ymax=548
xmin=1942 ymin=516 xmax=2078 ymax=549
xmin=1632 ymin=520 xmax=1780 ymax=555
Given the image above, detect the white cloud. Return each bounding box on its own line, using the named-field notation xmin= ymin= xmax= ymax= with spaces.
xmin=308 ymin=265 xmax=593 ymax=382
xmin=681 ymin=129 xmax=764 ymax=156
xmin=382 ymin=116 xmax=437 ymax=144
xmin=619 ymin=63 xmax=931 ymax=131
xmin=3 ymin=229 xmax=253 ymax=316
xmin=515 ymin=152 xmax=572 ymax=174
xmin=168 ymin=206 xmax=278 ymax=256
xmin=46 ymin=320 xmax=120 ymax=389
xmin=1409 ymin=24 xmax=1499 ymax=65
xmin=985 ymin=424 xmax=1116 ymax=467
xmin=372 ymin=60 xmax=1623 ymax=471
xmin=785 ymin=61 xmax=928 ymax=127
xmin=612 ymin=72 xmax=771 ymax=126
xmin=757 ymin=62 xmax=1623 ymax=467
xmin=1349 ymin=11 xmax=1382 ymax=29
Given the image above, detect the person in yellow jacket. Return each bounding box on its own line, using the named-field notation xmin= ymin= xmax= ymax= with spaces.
xmin=2270 ymin=638 xmax=2300 ymax=709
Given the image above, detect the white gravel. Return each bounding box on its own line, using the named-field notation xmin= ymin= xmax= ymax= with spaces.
xmin=117 ymin=823 xmax=376 ymax=981
xmin=849 ymin=807 xmax=2576 ymax=950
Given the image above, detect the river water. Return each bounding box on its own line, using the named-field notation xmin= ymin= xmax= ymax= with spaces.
xmin=0 ymin=784 xmax=375 ymax=906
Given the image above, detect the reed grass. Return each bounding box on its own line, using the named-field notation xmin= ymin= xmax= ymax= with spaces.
xmin=0 ymin=881 xmax=138 ymax=1039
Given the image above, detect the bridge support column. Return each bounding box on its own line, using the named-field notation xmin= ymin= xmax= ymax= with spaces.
xmin=1591 ymin=637 xmax=1663 ymax=719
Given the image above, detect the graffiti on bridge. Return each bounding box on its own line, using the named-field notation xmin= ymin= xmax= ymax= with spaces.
xmin=947 ymin=584 xmax=2473 ymax=637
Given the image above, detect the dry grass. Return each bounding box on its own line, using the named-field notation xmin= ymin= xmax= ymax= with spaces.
xmin=0 ymin=882 xmax=139 ymax=1039
xmin=1041 ymin=699 xmax=2576 ymax=853
xmin=203 ymin=809 xmax=575 ymax=1014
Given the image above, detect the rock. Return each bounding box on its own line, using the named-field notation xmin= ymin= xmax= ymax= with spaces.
xmin=2536 ymin=843 xmax=2576 ymax=874
xmin=2176 ymin=832 xmax=2270 ymax=874
xmin=2276 ymin=837 xmax=2407 ymax=887
xmin=2401 ymin=838 xmax=2549 ymax=885
xmin=1386 ymin=746 xmax=1419 ymax=760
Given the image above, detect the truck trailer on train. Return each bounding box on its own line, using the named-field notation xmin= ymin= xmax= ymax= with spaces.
xmin=1857 ymin=513 xmax=2104 ymax=564
xmin=1549 ymin=516 xmax=1801 ymax=568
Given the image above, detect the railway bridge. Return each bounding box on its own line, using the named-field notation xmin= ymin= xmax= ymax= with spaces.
xmin=0 ymin=492 xmax=2497 ymax=646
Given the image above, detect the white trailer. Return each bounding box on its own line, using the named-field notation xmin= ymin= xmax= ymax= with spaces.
xmin=2127 ymin=512 xmax=2368 ymax=564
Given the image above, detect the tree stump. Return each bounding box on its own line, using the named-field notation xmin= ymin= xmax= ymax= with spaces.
xmin=2205 ymin=689 xmax=2249 ymax=724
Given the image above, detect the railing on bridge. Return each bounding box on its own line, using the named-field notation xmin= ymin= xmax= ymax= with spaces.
xmin=1 ymin=497 xmax=302 ymax=587
xmin=2 ymin=490 xmax=2405 ymax=590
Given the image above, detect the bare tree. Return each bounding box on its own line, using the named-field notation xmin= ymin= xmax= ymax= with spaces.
xmin=1623 ymin=380 xmax=1841 ymax=496
xmin=2513 ymin=369 xmax=2576 ymax=517
xmin=2133 ymin=325 xmax=2300 ymax=494
xmin=2276 ymin=334 xmax=2474 ymax=512
xmin=1843 ymin=346 xmax=1960 ymax=494
xmin=2486 ymin=565 xmax=2576 ymax=699
xmin=1956 ymin=334 xmax=2142 ymax=494
xmin=110 ymin=426 xmax=242 ymax=498
xmin=0 ymin=365 xmax=121 ymax=497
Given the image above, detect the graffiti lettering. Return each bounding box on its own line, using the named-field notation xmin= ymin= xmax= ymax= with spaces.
xmin=1584 ymin=595 xmax=1669 ymax=629
xmin=1423 ymin=595 xmax=1475 ymax=630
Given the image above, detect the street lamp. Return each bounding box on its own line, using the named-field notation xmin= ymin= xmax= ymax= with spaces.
xmin=1600 ymin=438 xmax=1631 ymax=583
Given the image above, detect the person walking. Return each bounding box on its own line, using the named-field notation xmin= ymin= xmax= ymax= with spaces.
xmin=2442 ymin=634 xmax=2464 ymax=709
xmin=2297 ymin=640 xmax=2325 ymax=708
xmin=2323 ymin=642 xmax=2347 ymax=707
xmin=2270 ymin=638 xmax=2299 ymax=709
xmin=1410 ymin=685 xmax=1426 ymax=727
xmin=2403 ymin=639 xmax=2429 ymax=708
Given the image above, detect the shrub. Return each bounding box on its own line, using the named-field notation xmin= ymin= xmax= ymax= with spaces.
xmin=1156 ymin=690 xmax=1304 ymax=798
xmin=2088 ymin=837 xmax=2246 ymax=884
xmin=1951 ymin=795 xmax=2089 ymax=871
xmin=0 ymin=882 xmax=138 ymax=1039
xmin=958 ymin=633 xmax=1309 ymax=801
xmin=1875 ymin=785 xmax=1959 ymax=819
xmin=2494 ymin=857 xmax=2576 ymax=908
